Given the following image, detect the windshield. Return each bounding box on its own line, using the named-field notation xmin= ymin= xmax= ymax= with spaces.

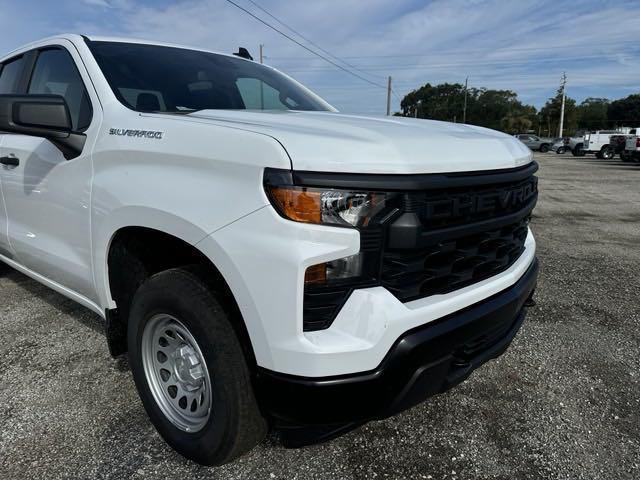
xmin=88 ymin=41 xmax=333 ymax=113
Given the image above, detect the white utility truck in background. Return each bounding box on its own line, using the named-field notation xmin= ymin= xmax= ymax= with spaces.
xmin=580 ymin=130 xmax=620 ymax=159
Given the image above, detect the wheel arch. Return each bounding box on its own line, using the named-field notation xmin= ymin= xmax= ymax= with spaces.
xmin=97 ymin=212 xmax=263 ymax=369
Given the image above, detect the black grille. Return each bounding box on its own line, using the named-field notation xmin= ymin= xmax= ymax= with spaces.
xmin=381 ymin=215 xmax=530 ymax=302
xmin=303 ymin=286 xmax=352 ymax=332
xmin=411 ymin=177 xmax=537 ymax=229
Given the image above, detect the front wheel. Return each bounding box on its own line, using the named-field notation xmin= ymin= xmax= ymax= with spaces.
xmin=572 ymin=144 xmax=586 ymax=157
xmin=600 ymin=146 xmax=614 ymax=160
xmin=539 ymin=144 xmax=549 ymax=153
xmin=128 ymin=267 xmax=267 ymax=465
xmin=556 ymin=147 xmax=566 ymax=154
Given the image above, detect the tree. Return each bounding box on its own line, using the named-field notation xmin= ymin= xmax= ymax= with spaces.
xmin=607 ymin=94 xmax=640 ymax=127
xmin=400 ymin=83 xmax=537 ymax=133
xmin=539 ymin=87 xmax=577 ymax=137
xmin=576 ymin=98 xmax=609 ymax=130
xmin=400 ymin=83 xmax=467 ymax=122
xmin=472 ymin=89 xmax=537 ymax=133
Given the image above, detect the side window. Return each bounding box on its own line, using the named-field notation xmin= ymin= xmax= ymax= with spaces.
xmin=236 ymin=77 xmax=300 ymax=110
xmin=0 ymin=56 xmax=25 ymax=94
xmin=28 ymin=49 xmax=92 ymax=131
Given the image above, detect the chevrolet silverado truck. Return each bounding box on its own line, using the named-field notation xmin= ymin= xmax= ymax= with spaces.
xmin=0 ymin=35 xmax=538 ymax=465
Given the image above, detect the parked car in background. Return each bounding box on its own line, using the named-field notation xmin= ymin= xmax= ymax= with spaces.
xmin=515 ymin=134 xmax=554 ymax=152
xmin=568 ymin=133 xmax=587 ymax=156
xmin=622 ymin=131 xmax=640 ymax=162
xmin=551 ymin=137 xmax=568 ymax=154
xmin=616 ymin=128 xmax=639 ymax=162
xmin=610 ymin=134 xmax=627 ymax=155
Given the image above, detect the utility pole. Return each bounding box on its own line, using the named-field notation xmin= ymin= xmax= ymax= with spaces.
xmin=463 ymin=77 xmax=468 ymax=124
xmin=259 ymin=44 xmax=264 ymax=64
xmin=386 ymin=76 xmax=392 ymax=116
xmin=558 ymin=72 xmax=567 ymax=137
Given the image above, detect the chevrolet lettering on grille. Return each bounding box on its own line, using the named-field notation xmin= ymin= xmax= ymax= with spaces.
xmin=424 ymin=178 xmax=538 ymax=221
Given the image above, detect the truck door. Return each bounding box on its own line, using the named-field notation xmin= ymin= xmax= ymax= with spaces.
xmin=0 ymin=54 xmax=27 ymax=258
xmin=0 ymin=135 xmax=10 ymax=258
xmin=0 ymin=42 xmax=100 ymax=302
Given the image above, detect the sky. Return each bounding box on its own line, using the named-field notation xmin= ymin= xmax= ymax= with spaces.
xmin=1 ymin=0 xmax=639 ymax=116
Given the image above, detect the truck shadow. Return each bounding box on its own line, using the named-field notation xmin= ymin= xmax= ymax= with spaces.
xmin=2 ymin=266 xmax=105 ymax=336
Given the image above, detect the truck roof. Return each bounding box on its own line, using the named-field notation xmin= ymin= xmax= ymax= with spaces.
xmin=83 ymin=34 xmax=236 ymax=58
xmin=3 ymin=33 xmax=245 ymax=64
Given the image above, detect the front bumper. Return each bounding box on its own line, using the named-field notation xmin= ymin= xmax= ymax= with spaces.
xmin=255 ymin=258 xmax=538 ymax=441
xmin=204 ymin=204 xmax=536 ymax=378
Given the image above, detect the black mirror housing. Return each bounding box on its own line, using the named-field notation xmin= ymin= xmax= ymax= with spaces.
xmin=0 ymin=95 xmax=85 ymax=159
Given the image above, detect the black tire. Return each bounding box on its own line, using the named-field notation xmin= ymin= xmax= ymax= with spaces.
xmin=600 ymin=146 xmax=614 ymax=160
xmin=128 ymin=267 xmax=267 ymax=465
xmin=539 ymin=144 xmax=549 ymax=153
xmin=556 ymin=147 xmax=565 ymax=154
xmin=595 ymin=151 xmax=603 ymax=159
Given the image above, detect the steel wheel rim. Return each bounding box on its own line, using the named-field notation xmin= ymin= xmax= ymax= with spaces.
xmin=141 ymin=314 xmax=211 ymax=432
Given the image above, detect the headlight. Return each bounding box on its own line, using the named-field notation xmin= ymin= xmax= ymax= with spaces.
xmin=266 ymin=185 xmax=391 ymax=228
xmin=264 ymin=168 xmax=394 ymax=331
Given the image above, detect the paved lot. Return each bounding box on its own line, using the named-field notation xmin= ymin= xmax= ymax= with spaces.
xmin=1 ymin=153 xmax=639 ymax=479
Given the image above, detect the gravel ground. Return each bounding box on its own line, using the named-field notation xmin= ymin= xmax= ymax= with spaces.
xmin=0 ymin=152 xmax=639 ymax=479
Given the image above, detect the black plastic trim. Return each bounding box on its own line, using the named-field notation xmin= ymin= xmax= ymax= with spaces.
xmin=388 ymin=194 xmax=536 ymax=249
xmin=265 ymin=161 xmax=538 ymax=192
xmin=16 ymin=51 xmax=37 ymax=95
xmin=256 ymin=258 xmax=538 ymax=435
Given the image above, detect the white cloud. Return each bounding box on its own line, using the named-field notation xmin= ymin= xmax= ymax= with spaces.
xmin=82 ymin=0 xmax=113 ymax=7
xmin=2 ymin=0 xmax=639 ymax=113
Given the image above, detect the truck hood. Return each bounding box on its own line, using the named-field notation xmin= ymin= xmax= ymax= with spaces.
xmin=185 ymin=110 xmax=533 ymax=174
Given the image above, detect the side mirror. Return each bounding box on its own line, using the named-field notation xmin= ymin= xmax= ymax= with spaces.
xmin=0 ymin=95 xmax=85 ymax=159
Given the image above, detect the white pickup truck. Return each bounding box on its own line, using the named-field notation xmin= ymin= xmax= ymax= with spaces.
xmin=0 ymin=34 xmax=538 ymax=465
xmin=622 ymin=129 xmax=640 ymax=162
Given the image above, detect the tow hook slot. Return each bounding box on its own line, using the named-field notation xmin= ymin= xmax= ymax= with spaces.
xmin=524 ymin=289 xmax=536 ymax=307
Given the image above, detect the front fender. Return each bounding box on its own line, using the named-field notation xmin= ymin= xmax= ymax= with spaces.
xmin=92 ymin=206 xmax=211 ymax=309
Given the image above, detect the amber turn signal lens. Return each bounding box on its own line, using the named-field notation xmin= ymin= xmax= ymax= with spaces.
xmin=268 ymin=187 xmax=322 ymax=224
xmin=304 ymin=263 xmax=327 ymax=284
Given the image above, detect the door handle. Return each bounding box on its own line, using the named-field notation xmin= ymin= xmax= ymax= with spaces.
xmin=0 ymin=155 xmax=19 ymax=167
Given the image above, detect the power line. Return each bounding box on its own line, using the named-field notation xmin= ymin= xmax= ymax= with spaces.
xmin=223 ymin=0 xmax=387 ymax=89
xmin=276 ymin=52 xmax=640 ymax=73
xmin=267 ymin=39 xmax=640 ymax=61
xmin=244 ymin=0 xmax=384 ymax=82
